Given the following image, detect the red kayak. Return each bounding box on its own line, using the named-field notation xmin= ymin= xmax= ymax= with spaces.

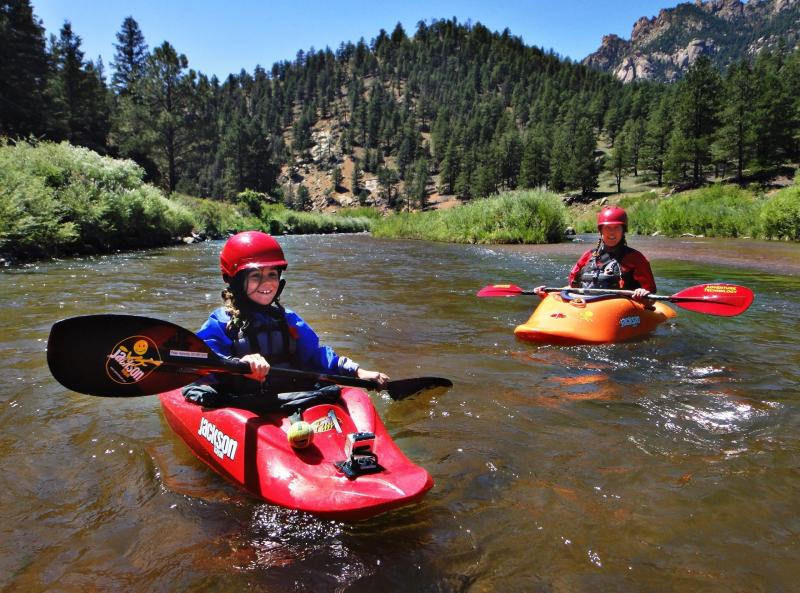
xmin=158 ymin=386 xmax=433 ymax=520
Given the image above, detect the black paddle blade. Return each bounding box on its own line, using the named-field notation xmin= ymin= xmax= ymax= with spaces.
xmin=47 ymin=314 xmax=219 ymax=397
xmin=385 ymin=377 xmax=453 ymax=401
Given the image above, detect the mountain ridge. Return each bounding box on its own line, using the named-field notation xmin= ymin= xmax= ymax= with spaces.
xmin=583 ymin=0 xmax=800 ymax=82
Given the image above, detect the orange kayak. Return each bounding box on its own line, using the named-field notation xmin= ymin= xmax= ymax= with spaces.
xmin=514 ymin=291 xmax=677 ymax=345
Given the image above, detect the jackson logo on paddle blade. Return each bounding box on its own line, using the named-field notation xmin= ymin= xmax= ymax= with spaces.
xmin=105 ymin=335 xmax=162 ymax=384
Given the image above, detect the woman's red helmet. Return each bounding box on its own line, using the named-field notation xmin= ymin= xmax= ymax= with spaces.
xmin=219 ymin=231 xmax=287 ymax=281
xmin=597 ymin=206 xmax=628 ymax=232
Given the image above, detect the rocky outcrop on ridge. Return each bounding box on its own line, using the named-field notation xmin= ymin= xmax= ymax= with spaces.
xmin=583 ymin=0 xmax=800 ymax=82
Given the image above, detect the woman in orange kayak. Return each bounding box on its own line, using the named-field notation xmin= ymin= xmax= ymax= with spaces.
xmin=535 ymin=206 xmax=655 ymax=301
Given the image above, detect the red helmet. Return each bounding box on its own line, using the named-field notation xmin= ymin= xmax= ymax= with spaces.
xmin=597 ymin=206 xmax=628 ymax=231
xmin=219 ymin=231 xmax=287 ymax=280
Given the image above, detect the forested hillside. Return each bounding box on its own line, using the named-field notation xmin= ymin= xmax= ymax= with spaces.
xmin=2 ymin=0 xmax=800 ymax=213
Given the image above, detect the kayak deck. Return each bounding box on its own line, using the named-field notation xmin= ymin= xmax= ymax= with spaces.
xmin=514 ymin=291 xmax=677 ymax=345
xmin=158 ymin=386 xmax=433 ymax=520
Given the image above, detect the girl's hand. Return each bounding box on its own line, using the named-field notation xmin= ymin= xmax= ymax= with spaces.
xmin=241 ymin=353 xmax=270 ymax=382
xmin=533 ymin=285 xmax=547 ymax=298
xmin=631 ymin=288 xmax=651 ymax=302
xmin=357 ymin=368 xmax=390 ymax=388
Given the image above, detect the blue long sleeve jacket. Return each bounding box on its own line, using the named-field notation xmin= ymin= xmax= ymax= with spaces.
xmin=197 ymin=306 xmax=360 ymax=376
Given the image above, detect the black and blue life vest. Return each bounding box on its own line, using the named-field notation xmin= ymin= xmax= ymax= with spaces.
xmin=223 ymin=303 xmax=309 ymax=394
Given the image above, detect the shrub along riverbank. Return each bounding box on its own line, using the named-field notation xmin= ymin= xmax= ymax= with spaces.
xmin=373 ymin=181 xmax=799 ymax=244
xmin=0 ymin=140 xmax=372 ymax=262
xmin=372 ymin=190 xmax=567 ymax=244
xmin=570 ymin=181 xmax=800 ymax=241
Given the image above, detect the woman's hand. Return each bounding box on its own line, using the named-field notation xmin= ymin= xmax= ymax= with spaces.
xmin=533 ymin=285 xmax=547 ymax=298
xmin=631 ymin=288 xmax=652 ymax=302
xmin=241 ymin=353 xmax=270 ymax=382
xmin=357 ymin=368 xmax=390 ymax=388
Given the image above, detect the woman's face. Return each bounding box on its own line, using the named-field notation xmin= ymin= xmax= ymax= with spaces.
xmin=244 ymin=266 xmax=281 ymax=306
xmin=600 ymin=223 xmax=624 ymax=248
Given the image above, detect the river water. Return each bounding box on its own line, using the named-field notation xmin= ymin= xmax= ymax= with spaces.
xmin=1 ymin=234 xmax=798 ymax=593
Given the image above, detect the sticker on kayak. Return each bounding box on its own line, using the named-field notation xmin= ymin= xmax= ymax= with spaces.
xmin=105 ymin=335 xmax=162 ymax=384
xmin=311 ymin=413 xmax=341 ymax=433
xmin=619 ymin=315 xmax=641 ymax=328
xmin=198 ymin=417 xmax=238 ymax=460
xmin=579 ymin=310 xmax=595 ymax=322
xmin=169 ymin=349 xmax=208 ymax=360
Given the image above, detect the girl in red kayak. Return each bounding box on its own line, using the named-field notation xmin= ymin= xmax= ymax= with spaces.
xmin=189 ymin=231 xmax=388 ymax=401
xmin=535 ymin=206 xmax=656 ymax=301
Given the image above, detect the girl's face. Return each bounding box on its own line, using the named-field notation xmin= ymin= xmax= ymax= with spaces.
xmin=600 ymin=223 xmax=624 ymax=248
xmin=244 ymin=266 xmax=281 ymax=306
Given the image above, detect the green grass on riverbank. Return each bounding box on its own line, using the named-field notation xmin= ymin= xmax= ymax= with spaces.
xmin=0 ymin=140 xmax=372 ymax=262
xmin=570 ymin=182 xmax=800 ymax=241
xmin=372 ymin=190 xmax=567 ymax=244
xmin=171 ymin=196 xmax=373 ymax=238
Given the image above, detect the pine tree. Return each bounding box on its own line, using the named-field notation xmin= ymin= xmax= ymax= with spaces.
xmin=377 ymin=166 xmax=399 ymax=208
xmin=666 ymin=56 xmax=721 ymax=184
xmin=454 ymin=149 xmax=475 ymax=200
xmin=496 ymin=129 xmax=523 ymax=190
xmin=548 ymin=122 xmax=571 ymax=193
xmin=607 ymin=126 xmax=630 ymax=193
xmin=138 ymin=41 xmax=196 ymax=192
xmin=350 ymin=159 xmax=362 ymax=196
xmin=296 ymin=184 xmax=310 ymax=210
xmin=47 ymin=22 xmax=109 ymax=152
xmin=712 ymin=60 xmax=756 ymax=179
xmin=572 ymin=118 xmax=598 ymax=196
xmin=111 ymin=16 xmax=147 ymax=95
xmin=0 ymin=0 xmax=49 ymax=136
xmin=331 ymin=166 xmax=343 ymax=191
xmin=407 ymin=156 xmax=430 ymax=208
xmin=623 ymin=117 xmax=646 ymax=177
xmin=752 ymin=51 xmax=795 ymax=169
xmin=641 ymin=93 xmax=673 ymax=186
xmin=438 ymin=137 xmax=460 ymax=195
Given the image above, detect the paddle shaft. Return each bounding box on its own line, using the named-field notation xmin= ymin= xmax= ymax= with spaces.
xmin=540 ymin=286 xmax=738 ymax=305
xmin=489 ymin=287 xmax=679 ymax=299
xmin=541 ymin=287 xmax=671 ymax=301
xmin=182 ymin=357 xmax=390 ymax=392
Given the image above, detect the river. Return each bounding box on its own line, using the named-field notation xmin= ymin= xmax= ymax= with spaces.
xmin=1 ymin=233 xmax=798 ymax=592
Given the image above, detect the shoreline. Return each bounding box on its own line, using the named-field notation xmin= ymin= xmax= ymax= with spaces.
xmin=488 ymin=234 xmax=800 ymax=276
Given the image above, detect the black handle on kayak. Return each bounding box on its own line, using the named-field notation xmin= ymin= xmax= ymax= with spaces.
xmin=47 ymin=314 xmax=452 ymax=400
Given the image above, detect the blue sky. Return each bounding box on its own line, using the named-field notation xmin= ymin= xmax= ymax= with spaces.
xmin=32 ymin=0 xmax=676 ymax=79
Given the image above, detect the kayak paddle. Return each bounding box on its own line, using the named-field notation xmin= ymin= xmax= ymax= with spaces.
xmin=47 ymin=314 xmax=452 ymax=400
xmin=476 ymin=283 xmax=754 ymax=317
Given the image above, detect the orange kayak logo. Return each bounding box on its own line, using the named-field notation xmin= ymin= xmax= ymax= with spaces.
xmin=106 ymin=336 xmax=162 ymax=384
